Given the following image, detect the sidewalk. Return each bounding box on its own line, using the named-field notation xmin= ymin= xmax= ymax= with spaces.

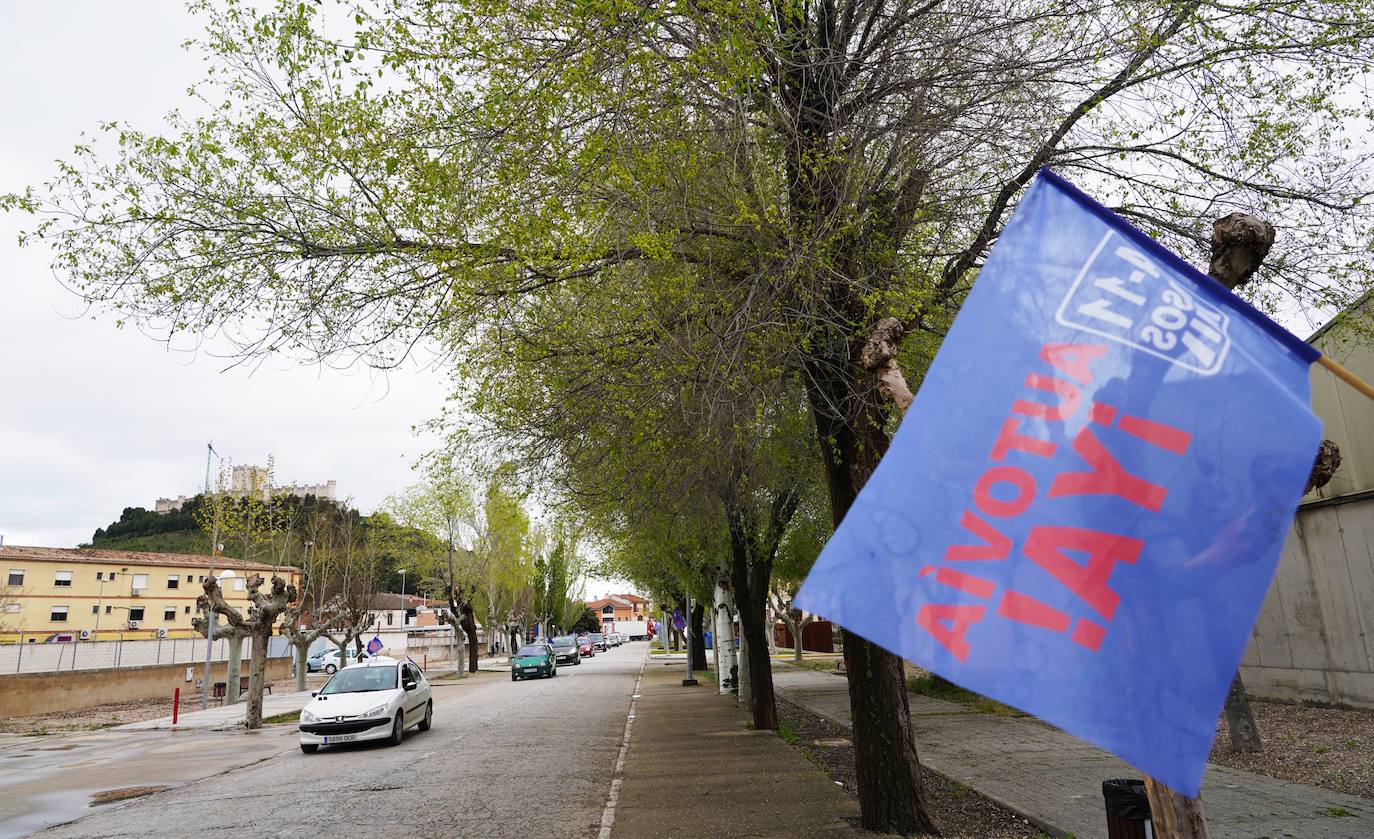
xmin=115 ymin=688 xmax=316 ymax=730
xmin=611 ymin=657 xmax=866 ymax=838
xmin=771 ymin=666 xmax=1374 ymax=839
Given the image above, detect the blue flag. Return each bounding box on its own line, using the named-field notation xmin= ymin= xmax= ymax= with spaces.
xmin=795 ymin=170 xmax=1321 ymax=796
xmin=366 ymin=635 xmax=383 ymax=655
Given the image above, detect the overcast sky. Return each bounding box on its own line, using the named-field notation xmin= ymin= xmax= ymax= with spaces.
xmin=0 ymin=2 xmax=635 ymax=600
xmin=0 ymin=3 xmax=444 ymax=548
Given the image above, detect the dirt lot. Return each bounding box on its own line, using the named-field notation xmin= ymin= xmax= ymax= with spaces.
xmin=776 ymin=698 xmax=1049 ymax=838
xmin=1212 ymin=698 xmax=1374 ymax=799
xmin=0 ymin=673 xmax=327 ymax=735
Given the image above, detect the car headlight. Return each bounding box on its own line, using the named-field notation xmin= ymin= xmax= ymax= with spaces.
xmin=363 ymin=704 xmax=389 ymax=718
xmin=302 ymin=710 xmax=318 ymax=722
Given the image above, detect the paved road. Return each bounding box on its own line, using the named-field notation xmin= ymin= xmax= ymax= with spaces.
xmin=27 ymin=644 xmax=646 ymax=839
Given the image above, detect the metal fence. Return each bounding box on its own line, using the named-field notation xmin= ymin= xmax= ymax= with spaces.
xmin=0 ymin=633 xmax=290 ymax=675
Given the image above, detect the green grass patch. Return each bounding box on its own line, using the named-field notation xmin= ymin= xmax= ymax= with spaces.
xmin=1320 ymin=806 xmax=1356 ymax=818
xmin=906 ymin=673 xmax=1022 ymax=716
xmin=782 ymin=657 xmax=845 ymax=675
xmin=261 ymin=711 xmax=300 ymax=726
xmin=777 ymin=720 xmax=800 ymax=745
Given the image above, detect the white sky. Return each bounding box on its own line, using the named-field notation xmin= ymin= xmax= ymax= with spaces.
xmin=0 ymin=2 xmax=449 ymax=548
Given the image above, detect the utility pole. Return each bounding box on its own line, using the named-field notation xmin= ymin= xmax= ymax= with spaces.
xmin=682 ymin=593 xmax=698 ymax=687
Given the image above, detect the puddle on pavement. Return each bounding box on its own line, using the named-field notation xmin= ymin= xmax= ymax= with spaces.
xmin=37 ymin=744 xmax=80 ymax=751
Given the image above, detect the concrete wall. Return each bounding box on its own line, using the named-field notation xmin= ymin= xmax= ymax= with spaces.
xmin=0 ymin=657 xmax=293 ymax=719
xmin=1241 ymin=496 xmax=1374 ymax=708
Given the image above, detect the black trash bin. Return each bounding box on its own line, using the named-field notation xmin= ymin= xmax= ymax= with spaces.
xmin=1103 ymin=778 xmax=1153 ymax=839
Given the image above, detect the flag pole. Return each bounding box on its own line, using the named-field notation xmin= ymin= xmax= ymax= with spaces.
xmin=1317 ymin=355 xmax=1374 ymax=401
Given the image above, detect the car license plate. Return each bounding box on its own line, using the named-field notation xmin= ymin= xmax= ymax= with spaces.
xmin=323 ymin=734 xmax=357 ymax=744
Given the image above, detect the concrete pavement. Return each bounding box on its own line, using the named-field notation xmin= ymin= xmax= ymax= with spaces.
xmin=28 ymin=643 xmax=646 ymax=838
xmin=771 ymin=664 xmax=1374 ymax=839
xmin=610 ymin=657 xmax=864 ymax=839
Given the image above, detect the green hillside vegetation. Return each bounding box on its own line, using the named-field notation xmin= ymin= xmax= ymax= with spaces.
xmin=86 ymin=495 xmax=445 ymax=594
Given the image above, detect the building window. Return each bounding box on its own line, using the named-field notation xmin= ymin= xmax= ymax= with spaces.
xmin=198 ymin=575 xmax=205 ymax=582
xmin=2 ymin=603 xmax=18 ymax=614
xmin=131 ymin=573 xmax=148 ymax=591
xmin=233 ymin=577 xmax=245 ymax=591
xmin=186 ymin=575 xmax=193 ymax=582
xmin=96 ymin=572 xmax=103 ymax=580
xmin=602 ymin=605 xmax=614 ymax=615
xmin=386 ymin=612 xmax=394 ymax=626
xmin=184 ymin=606 xmax=191 ymax=614
xmin=105 ymin=605 xmax=112 ymax=614
xmin=92 ymin=605 xmax=99 ymax=614
xmin=6 ymin=569 xmax=23 ymax=586
xmin=54 ymin=570 xmax=73 ymax=587
xmin=129 ymin=608 xmax=145 ymax=622
xmin=167 ymin=575 xmax=179 ymax=589
xmin=164 ymin=607 xmax=176 ymax=621
xmin=50 ymin=606 xmax=69 ymax=622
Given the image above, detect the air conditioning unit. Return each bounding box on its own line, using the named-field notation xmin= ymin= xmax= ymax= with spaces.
xmin=130 ymin=588 xmax=144 ymax=598
xmin=155 ymin=628 xmax=169 ymax=639
xmin=79 ymin=629 xmax=92 ymax=640
xmin=127 ymin=620 xmax=141 ymax=629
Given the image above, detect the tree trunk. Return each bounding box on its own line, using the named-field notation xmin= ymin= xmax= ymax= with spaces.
xmin=804 ymin=352 xmax=937 ymax=834
xmin=294 ymin=643 xmax=309 ymax=692
xmin=780 ymin=612 xmax=802 ymax=663
xmin=714 ymin=572 xmax=738 ymax=694
xmin=455 ymin=626 xmax=467 ymax=678
xmin=844 ymin=631 xmax=937 ymax=834
xmin=226 ymin=634 xmax=244 ymax=704
xmin=729 ymin=565 xmax=777 ymax=729
xmin=244 ymin=630 xmax=270 ymax=729
xmin=690 ymin=602 xmax=708 ymax=671
xmin=1224 ymin=672 xmax=1263 ymax=753
xmin=461 ymin=610 xmax=479 ymax=673
xmin=737 ymin=632 xmax=752 ymax=710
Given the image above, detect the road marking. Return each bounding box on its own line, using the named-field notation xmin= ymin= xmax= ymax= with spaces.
xmin=598 ymin=653 xmax=646 ymax=839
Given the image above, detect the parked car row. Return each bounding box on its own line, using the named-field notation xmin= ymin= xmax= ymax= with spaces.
xmin=510 ymin=631 xmax=639 ymax=681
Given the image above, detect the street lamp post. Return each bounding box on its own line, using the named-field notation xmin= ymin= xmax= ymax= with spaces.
xmin=399 ymin=569 xmax=408 ymax=626
xmin=92 ymin=567 xmax=128 ymax=642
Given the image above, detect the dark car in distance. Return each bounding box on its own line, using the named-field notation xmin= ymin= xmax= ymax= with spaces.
xmin=590 ymin=632 xmax=609 ymax=652
xmin=551 ymin=635 xmax=581 ymax=665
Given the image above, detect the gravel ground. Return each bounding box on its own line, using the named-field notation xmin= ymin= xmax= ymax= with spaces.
xmin=0 ymin=674 xmax=325 ymax=734
xmin=1211 ymin=698 xmax=1374 ymax=799
xmin=776 ymin=698 xmax=1048 ymax=839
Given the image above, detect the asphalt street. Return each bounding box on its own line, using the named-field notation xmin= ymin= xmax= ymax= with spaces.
xmin=29 ymin=643 xmax=647 ymax=839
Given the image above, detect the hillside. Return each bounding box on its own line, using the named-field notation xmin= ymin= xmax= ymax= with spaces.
xmin=89 ymin=529 xmax=211 ymax=554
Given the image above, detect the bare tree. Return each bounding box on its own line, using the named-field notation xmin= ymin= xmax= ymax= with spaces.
xmin=197 ymin=574 xmax=296 ymax=729
xmin=770 ymin=584 xmax=815 ymax=665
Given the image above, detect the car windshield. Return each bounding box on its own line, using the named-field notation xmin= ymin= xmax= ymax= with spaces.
xmin=552 ymin=637 xmax=576 ymax=648
xmin=516 ymin=646 xmax=547 ymax=657
xmin=591 ymin=634 xmax=604 ymax=640
xmin=319 ymin=666 xmax=397 ymax=695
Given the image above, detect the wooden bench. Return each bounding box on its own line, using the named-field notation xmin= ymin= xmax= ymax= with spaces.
xmin=240 ymin=676 xmax=271 ymax=696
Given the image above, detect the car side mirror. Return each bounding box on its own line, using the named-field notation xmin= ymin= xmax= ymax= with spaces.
xmin=403 ymin=680 xmax=417 ymax=691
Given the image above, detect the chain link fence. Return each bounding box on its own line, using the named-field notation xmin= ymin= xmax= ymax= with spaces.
xmin=0 ymin=633 xmax=290 ymax=675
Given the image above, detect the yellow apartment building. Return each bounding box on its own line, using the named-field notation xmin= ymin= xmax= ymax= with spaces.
xmin=0 ymin=545 xmax=300 ymax=643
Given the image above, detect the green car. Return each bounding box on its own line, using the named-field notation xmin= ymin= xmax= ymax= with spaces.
xmin=511 ymin=643 xmax=557 ymax=680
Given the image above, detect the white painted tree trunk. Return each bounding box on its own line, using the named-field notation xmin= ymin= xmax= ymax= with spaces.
xmin=294 ymin=643 xmax=309 ymax=691
xmin=765 ymin=604 xmax=778 ymax=657
xmin=714 ymin=574 xmax=738 ymax=695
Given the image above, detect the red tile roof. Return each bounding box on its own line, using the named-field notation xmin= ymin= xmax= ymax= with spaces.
xmin=0 ymin=545 xmax=299 ymax=574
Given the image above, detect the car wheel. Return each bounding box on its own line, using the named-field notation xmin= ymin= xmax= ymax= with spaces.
xmin=388 ymin=713 xmax=404 ymax=746
xmin=418 ymin=701 xmax=432 ymax=732
xmin=300 ymin=743 xmax=318 ymax=754
xmin=324 ymin=664 xmax=337 ymax=674
xmin=511 ymin=673 xmax=518 ymax=681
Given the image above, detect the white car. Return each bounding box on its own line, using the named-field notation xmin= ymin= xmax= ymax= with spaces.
xmin=317 ymin=648 xmax=369 ymax=674
xmin=298 ymin=657 xmax=432 ymax=753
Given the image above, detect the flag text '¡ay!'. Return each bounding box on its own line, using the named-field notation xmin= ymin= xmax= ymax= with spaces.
xmin=915 ymin=342 xmax=1193 ymax=662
